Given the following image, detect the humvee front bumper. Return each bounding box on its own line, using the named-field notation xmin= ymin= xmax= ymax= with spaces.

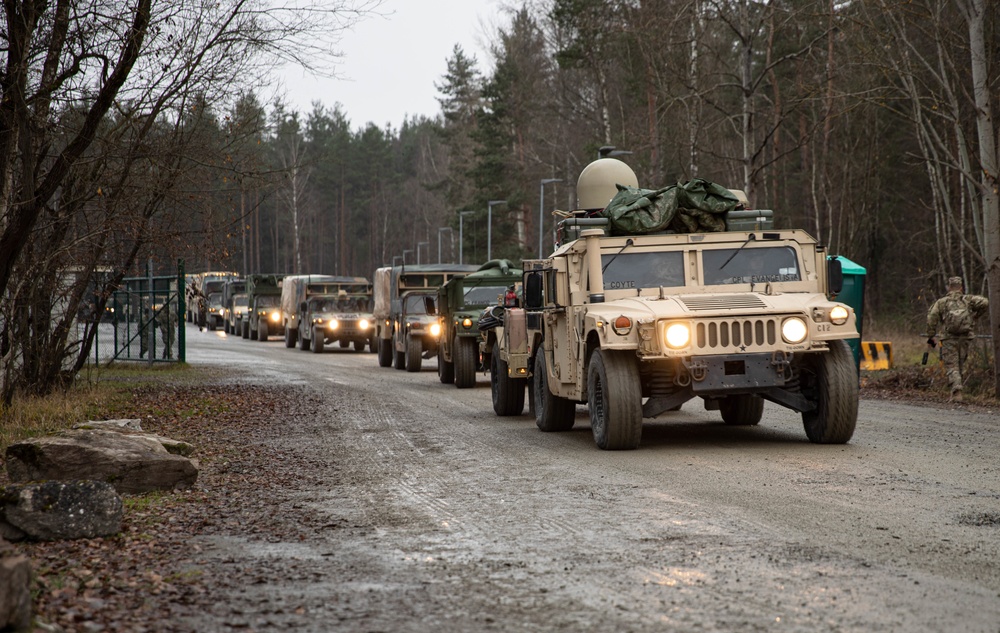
xmin=684 ymin=351 xmax=791 ymax=394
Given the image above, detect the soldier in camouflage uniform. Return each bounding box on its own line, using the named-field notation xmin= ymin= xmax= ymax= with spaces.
xmin=927 ymin=276 xmax=989 ymax=402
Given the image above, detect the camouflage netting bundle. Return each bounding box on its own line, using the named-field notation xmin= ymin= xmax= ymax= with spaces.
xmin=600 ymin=179 xmax=741 ymax=235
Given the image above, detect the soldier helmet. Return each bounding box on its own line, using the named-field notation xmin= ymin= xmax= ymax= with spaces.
xmin=576 ymin=158 xmax=638 ymax=210
xmin=947 ymin=276 xmax=963 ymax=288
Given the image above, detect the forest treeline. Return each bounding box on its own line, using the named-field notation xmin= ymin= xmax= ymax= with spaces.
xmin=1 ymin=0 xmax=998 ymax=400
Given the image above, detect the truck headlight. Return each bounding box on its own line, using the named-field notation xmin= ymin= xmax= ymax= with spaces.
xmin=328 ymin=319 xmax=339 ymax=330
xmin=359 ymin=319 xmax=370 ymax=330
xmin=781 ymin=317 xmax=808 ymax=344
xmin=270 ymin=312 xmax=280 ymax=322
xmin=829 ymin=305 xmax=849 ymax=325
xmin=462 ymin=318 xmax=473 ymax=328
xmin=664 ymin=322 xmax=690 ymax=349
xmin=430 ymin=323 xmax=442 ymax=337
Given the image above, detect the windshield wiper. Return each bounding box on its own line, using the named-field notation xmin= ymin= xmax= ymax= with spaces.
xmin=718 ymin=233 xmax=756 ymax=269
xmin=602 ymin=238 xmax=634 ymax=274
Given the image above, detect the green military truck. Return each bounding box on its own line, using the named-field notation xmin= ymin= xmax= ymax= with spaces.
xmin=373 ymin=264 xmax=478 ymax=372
xmin=298 ymin=291 xmax=376 ymax=353
xmin=244 ymin=274 xmax=283 ymax=341
xmin=280 ymin=275 xmax=371 ymax=349
xmin=437 ymin=259 xmax=522 ymax=388
xmin=487 ymin=158 xmax=860 ymax=450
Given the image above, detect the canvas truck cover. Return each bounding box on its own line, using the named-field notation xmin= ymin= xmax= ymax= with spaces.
xmin=373 ymin=267 xmax=392 ymax=320
xmin=601 ymin=179 xmax=742 ymax=235
xmin=280 ymin=275 xmax=347 ymax=316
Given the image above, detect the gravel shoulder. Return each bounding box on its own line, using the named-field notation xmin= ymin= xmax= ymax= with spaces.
xmin=11 ymin=327 xmax=1000 ymax=632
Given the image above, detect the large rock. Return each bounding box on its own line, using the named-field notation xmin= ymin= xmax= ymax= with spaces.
xmin=0 ymin=481 xmax=122 ymax=542
xmin=5 ymin=429 xmax=198 ymax=494
xmin=72 ymin=420 xmax=196 ymax=457
xmin=0 ymin=539 xmax=31 ymax=631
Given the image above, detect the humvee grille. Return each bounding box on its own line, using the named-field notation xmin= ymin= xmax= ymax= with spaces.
xmin=681 ymin=295 xmax=768 ymax=311
xmin=695 ymin=318 xmax=778 ymax=351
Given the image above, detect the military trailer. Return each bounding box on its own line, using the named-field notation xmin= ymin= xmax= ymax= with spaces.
xmin=437 ymin=259 xmax=522 ymax=388
xmin=280 ymin=275 xmax=370 ymax=349
xmin=299 ymin=292 xmax=376 ymax=353
xmin=373 ymin=264 xmax=478 ymax=372
xmin=487 ymin=158 xmax=860 ymax=450
xmin=244 ymin=274 xmax=283 ymax=341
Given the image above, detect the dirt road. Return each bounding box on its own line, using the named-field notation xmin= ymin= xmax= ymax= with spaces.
xmin=182 ymin=325 xmax=1000 ymax=632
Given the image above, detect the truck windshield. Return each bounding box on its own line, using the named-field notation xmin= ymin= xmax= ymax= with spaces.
xmin=600 ymin=251 xmax=685 ymax=291
xmin=702 ymin=246 xmax=800 ymax=285
xmin=404 ymin=294 xmax=433 ymax=315
xmin=463 ymin=285 xmax=506 ymax=306
xmin=255 ymin=295 xmax=279 ymax=308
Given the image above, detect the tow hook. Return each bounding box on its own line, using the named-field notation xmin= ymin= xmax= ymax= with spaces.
xmin=771 ymin=350 xmax=791 ymax=377
xmin=688 ymin=359 xmax=708 ymax=382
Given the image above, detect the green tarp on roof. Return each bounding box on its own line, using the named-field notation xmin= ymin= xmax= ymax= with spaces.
xmin=600 ymin=179 xmax=742 ymax=235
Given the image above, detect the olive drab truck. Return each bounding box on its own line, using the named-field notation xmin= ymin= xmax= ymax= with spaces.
xmin=491 ymin=157 xmax=860 ymax=450
xmin=373 ymin=264 xmax=478 ymax=372
xmin=186 ymin=271 xmax=239 ymax=328
xmin=279 ymin=275 xmax=372 ymax=350
xmin=295 ymin=281 xmax=376 ymax=353
xmin=221 ymin=279 xmax=246 ymax=334
xmin=437 ymin=259 xmax=523 ymax=388
xmin=244 ymin=274 xmax=283 ymax=341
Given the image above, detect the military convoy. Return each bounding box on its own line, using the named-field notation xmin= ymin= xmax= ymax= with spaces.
xmin=484 ymin=158 xmax=860 ymax=450
xmin=373 ymin=264 xmax=478 ymax=372
xmin=437 ymin=259 xmax=522 ymax=388
xmin=244 ymin=274 xmax=283 ymax=341
xmin=280 ymin=275 xmax=372 ymax=350
xmin=293 ymin=281 xmax=376 ymax=353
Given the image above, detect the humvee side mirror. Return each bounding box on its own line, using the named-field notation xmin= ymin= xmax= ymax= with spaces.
xmin=425 ymin=296 xmax=436 ymax=315
xmin=524 ymin=272 xmax=543 ymax=309
xmin=827 ymin=257 xmax=843 ymax=296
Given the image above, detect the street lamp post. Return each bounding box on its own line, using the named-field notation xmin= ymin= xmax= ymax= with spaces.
xmin=402 ymin=249 xmax=413 ymax=266
xmin=487 ymin=199 xmax=507 ymax=261
xmin=438 ymin=227 xmax=453 ymax=263
xmin=392 ymin=255 xmax=402 ymax=267
xmin=417 ymin=241 xmax=429 ymax=265
xmin=459 ymin=211 xmax=475 ymax=265
xmin=539 ymin=179 xmax=562 ymax=257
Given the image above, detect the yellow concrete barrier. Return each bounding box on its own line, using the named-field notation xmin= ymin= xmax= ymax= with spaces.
xmin=860 ymin=341 xmax=893 ymax=371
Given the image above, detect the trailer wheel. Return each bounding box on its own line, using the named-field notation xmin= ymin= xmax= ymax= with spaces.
xmin=378 ymin=338 xmax=393 ymax=367
xmin=438 ymin=355 xmax=455 ymax=384
xmin=284 ymin=325 xmax=297 ymax=348
xmin=720 ymin=394 xmax=764 ymax=426
xmin=405 ymin=334 xmax=422 ymax=372
xmin=393 ymin=335 xmax=405 ymax=370
xmin=353 ymin=340 xmax=365 ymax=352
xmin=310 ymin=326 xmax=323 ymax=353
xmin=588 ymin=349 xmax=642 ymax=450
xmin=339 ymin=339 xmax=350 ymax=348
xmin=454 ymin=336 xmax=477 ymax=389
xmin=533 ymin=351 xmax=575 ymax=431
xmin=800 ymin=340 xmax=858 ymax=444
xmin=258 ymin=321 xmax=268 ymax=342
xmin=491 ymin=349 xmax=525 ymax=416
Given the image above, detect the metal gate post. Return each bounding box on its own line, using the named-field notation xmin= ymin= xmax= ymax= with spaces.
xmin=178 ymin=259 xmax=186 ymax=363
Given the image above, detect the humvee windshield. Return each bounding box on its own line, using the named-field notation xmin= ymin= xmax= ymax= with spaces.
xmin=255 ymin=295 xmax=279 ymax=308
xmin=208 ymin=293 xmax=223 ymax=309
xmin=600 ymin=251 xmax=685 ymax=291
xmin=233 ymin=294 xmax=248 ymax=308
xmin=403 ymin=294 xmax=434 ymax=315
xmin=463 ymin=285 xmax=506 ymax=306
xmin=703 ymin=246 xmax=800 ymax=285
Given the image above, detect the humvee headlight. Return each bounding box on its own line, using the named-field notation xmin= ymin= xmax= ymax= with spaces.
xmin=664 ymin=322 xmax=691 ymax=349
xmin=359 ymin=319 xmax=370 ymax=330
xmin=612 ymin=315 xmax=632 ymax=335
xmin=829 ymin=305 xmax=849 ymax=325
xmin=270 ymin=311 xmax=281 ymax=322
xmin=430 ymin=323 xmax=442 ymax=337
xmin=328 ymin=319 xmax=339 ymax=330
xmin=781 ymin=317 xmax=808 ymax=344
xmin=462 ymin=318 xmax=473 ymax=328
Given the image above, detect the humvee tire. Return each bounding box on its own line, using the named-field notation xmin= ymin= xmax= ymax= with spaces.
xmin=378 ymin=338 xmax=393 ymax=367
xmin=393 ymin=343 xmax=405 ymax=370
xmin=249 ymin=326 xmax=258 ymax=341
xmin=369 ymin=334 xmax=378 ymax=354
xmin=258 ymin=321 xmax=268 ymax=342
xmin=438 ymin=356 xmax=455 ymax=384
xmin=719 ymin=394 xmax=764 ymax=426
xmin=588 ymin=349 xmax=642 ymax=450
xmin=339 ymin=340 xmax=350 ymax=348
xmin=801 ymin=340 xmax=858 ymax=444
xmin=353 ymin=340 xmax=365 ymax=352
xmin=533 ymin=351 xmax=575 ymax=431
xmin=311 ymin=326 xmax=323 ymax=353
xmin=453 ymin=336 xmax=477 ymax=389
xmin=299 ymin=327 xmax=310 ymax=351
xmin=405 ymin=334 xmax=422 ymax=372
xmin=491 ymin=348 xmax=525 ymax=416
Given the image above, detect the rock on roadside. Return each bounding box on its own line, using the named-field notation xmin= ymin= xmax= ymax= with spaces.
xmin=0 ymin=481 xmax=123 ymax=542
xmin=5 ymin=429 xmax=198 ymax=494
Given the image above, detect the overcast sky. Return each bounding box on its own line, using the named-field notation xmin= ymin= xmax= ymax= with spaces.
xmin=277 ymin=0 xmax=504 ymax=130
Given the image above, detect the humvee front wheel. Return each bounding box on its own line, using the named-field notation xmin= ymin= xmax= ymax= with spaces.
xmin=311 ymin=326 xmax=323 ymax=353
xmin=800 ymin=340 xmax=858 ymax=444
xmin=533 ymin=351 xmax=575 ymax=431
xmin=285 ymin=326 xmax=297 ymax=348
xmin=491 ymin=349 xmax=525 ymax=416
xmin=258 ymin=321 xmax=268 ymax=342
xmin=454 ymin=336 xmax=477 ymax=389
xmin=588 ymin=349 xmax=642 ymax=450
xmin=299 ymin=327 xmax=310 ymax=351
xmin=377 ymin=338 xmax=393 ymax=367
xmin=354 ymin=340 xmax=365 ymax=352
xmin=719 ymin=394 xmax=764 ymax=426
xmin=404 ymin=335 xmax=422 ymax=372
